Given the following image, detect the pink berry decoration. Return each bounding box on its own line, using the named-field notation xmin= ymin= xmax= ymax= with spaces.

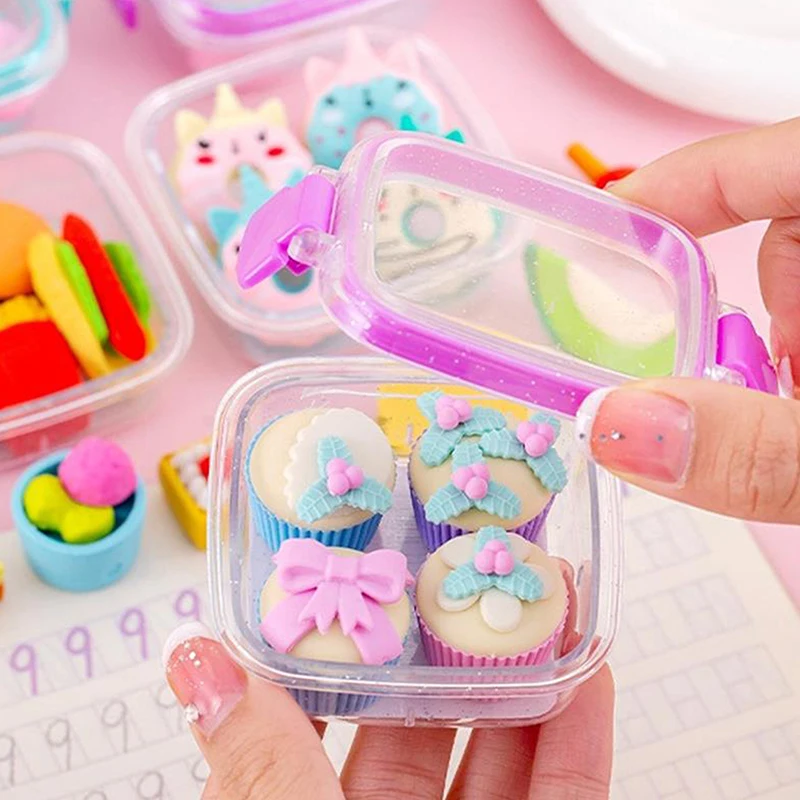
xmin=326 ymin=457 xmax=364 ymax=496
xmin=516 ymin=421 xmax=556 ymax=458
xmin=435 ymin=395 xmax=472 ymax=431
xmin=452 ymin=463 xmax=490 ymax=500
xmin=474 ymin=539 xmax=514 ymax=576
xmin=58 ymin=437 xmax=137 ymax=508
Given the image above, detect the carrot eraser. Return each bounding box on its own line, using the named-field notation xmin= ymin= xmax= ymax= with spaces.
xmin=62 ymin=214 xmax=147 ymax=362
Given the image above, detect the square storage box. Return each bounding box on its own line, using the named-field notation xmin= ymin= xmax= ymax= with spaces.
xmin=126 ymin=26 xmax=507 ymax=363
xmin=206 ymin=132 xmax=777 ymax=723
xmin=0 ymin=133 xmax=193 ymax=467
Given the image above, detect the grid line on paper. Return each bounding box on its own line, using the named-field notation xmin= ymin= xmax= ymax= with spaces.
xmin=613 ymin=719 xmax=800 ymax=799
xmin=625 ymin=507 xmax=708 ymax=576
xmin=616 ymin=647 xmax=790 ymax=752
xmin=0 ymin=585 xmax=206 ymax=710
xmin=613 ymin=575 xmax=750 ymax=666
xmin=50 ymin=753 xmax=209 ymax=800
xmin=0 ymin=680 xmax=187 ymax=791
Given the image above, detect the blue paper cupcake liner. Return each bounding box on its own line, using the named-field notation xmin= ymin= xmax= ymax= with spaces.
xmin=245 ymin=421 xmax=382 ymax=552
xmin=409 ymin=480 xmax=554 ymax=552
xmin=290 ymin=688 xmax=378 ymax=716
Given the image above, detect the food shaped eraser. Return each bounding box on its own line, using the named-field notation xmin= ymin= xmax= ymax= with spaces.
xmin=56 ymin=240 xmax=109 ymax=345
xmin=59 ymin=436 xmax=137 ymax=508
xmin=104 ymin=242 xmax=151 ymax=324
xmin=23 ymin=473 xmax=115 ymax=545
xmin=28 ymin=233 xmax=111 ymax=379
xmin=0 ymin=321 xmax=82 ymax=410
xmin=304 ymin=27 xmax=441 ymax=168
xmin=62 ymin=215 xmax=147 ymax=362
xmin=566 ymin=143 xmax=635 ymax=190
xmin=159 ymin=439 xmax=211 ymax=550
xmin=0 ymin=295 xmax=48 ymax=332
xmin=0 ymin=203 xmax=50 ymax=299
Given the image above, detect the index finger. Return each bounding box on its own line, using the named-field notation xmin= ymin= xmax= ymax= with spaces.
xmin=610 ymin=117 xmax=800 ymax=236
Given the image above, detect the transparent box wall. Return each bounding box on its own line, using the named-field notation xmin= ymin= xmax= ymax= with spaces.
xmin=208 ymin=358 xmax=622 ymax=725
xmin=0 ymin=135 xmax=193 ymax=467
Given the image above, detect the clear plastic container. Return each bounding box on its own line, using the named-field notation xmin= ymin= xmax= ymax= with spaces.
xmin=0 ymin=133 xmax=193 ymax=467
xmin=126 ymin=0 xmax=415 ymax=71
xmin=0 ymin=0 xmax=68 ymax=132
xmin=209 ymin=358 xmax=622 ymax=725
xmin=126 ymin=27 xmax=508 ymax=363
xmin=204 ymin=133 xmax=778 ymax=724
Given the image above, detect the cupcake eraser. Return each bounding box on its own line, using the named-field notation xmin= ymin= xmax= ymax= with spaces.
xmin=172 ymin=84 xmax=312 ymax=219
xmin=416 ymin=527 xmax=568 ymax=666
xmin=304 ymin=27 xmax=442 ymax=168
xmin=207 ymin=166 xmax=320 ymax=312
xmin=246 ymin=408 xmax=396 ymax=552
xmin=58 ymin=436 xmax=137 ymax=507
xmin=260 ymin=538 xmax=413 ymax=665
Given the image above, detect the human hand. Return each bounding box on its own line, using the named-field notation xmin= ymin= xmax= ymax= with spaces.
xmin=163 ymin=587 xmax=613 ymax=800
xmin=575 ymin=118 xmax=800 ymax=524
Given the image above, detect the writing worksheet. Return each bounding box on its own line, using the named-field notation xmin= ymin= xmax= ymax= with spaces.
xmin=0 ymin=487 xmax=797 ymax=799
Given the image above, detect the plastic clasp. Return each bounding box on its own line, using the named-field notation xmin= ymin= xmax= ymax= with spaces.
xmin=716 ymin=310 xmax=778 ymax=394
xmin=237 ymin=174 xmax=337 ymax=289
xmin=108 ymin=0 xmax=138 ymax=29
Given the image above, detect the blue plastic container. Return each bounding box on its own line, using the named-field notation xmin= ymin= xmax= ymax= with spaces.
xmin=11 ymin=450 xmax=146 ymax=592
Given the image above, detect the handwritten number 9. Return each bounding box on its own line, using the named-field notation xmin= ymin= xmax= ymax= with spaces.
xmin=174 ymin=589 xmax=201 ymax=623
xmin=119 ymin=609 xmax=149 ymax=662
xmin=65 ymin=626 xmax=94 ymax=680
xmin=9 ymin=644 xmax=38 ymax=697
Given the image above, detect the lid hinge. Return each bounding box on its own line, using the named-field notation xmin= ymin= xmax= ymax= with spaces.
xmin=716 ymin=309 xmax=778 ymax=394
xmin=237 ymin=174 xmax=337 ymax=289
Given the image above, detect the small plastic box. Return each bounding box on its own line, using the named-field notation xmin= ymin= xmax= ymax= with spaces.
xmin=205 ymin=133 xmax=778 ymax=724
xmin=0 ymin=133 xmax=193 ymax=467
xmin=126 ymin=27 xmax=507 ymax=363
xmin=0 ymin=0 xmax=68 ymax=133
xmin=127 ymin=0 xmax=414 ymax=71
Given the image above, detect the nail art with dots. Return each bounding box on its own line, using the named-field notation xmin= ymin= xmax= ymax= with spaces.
xmin=163 ymin=622 xmax=246 ymax=738
xmin=575 ymin=388 xmax=694 ymax=486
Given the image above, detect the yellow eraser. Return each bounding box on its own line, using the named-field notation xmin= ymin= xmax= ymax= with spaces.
xmin=28 ymin=233 xmax=111 ymax=380
xmin=0 ymin=295 xmax=49 ymax=332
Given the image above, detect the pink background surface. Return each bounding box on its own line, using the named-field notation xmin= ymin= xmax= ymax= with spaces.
xmin=2 ymin=0 xmax=798 ymax=603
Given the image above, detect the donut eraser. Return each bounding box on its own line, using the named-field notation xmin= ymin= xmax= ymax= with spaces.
xmin=58 ymin=436 xmax=138 ymax=508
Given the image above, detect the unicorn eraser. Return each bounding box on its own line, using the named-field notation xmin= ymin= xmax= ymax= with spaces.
xmin=207 ymin=166 xmax=320 ymax=313
xmin=172 ymin=84 xmax=312 ymax=223
xmin=305 ymin=28 xmax=443 ymax=169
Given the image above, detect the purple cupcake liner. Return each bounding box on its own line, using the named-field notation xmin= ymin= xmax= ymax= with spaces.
xmin=290 ymin=688 xmax=377 ymax=716
xmin=409 ymin=480 xmax=554 ymax=552
xmin=416 ymin=604 xmax=567 ymax=668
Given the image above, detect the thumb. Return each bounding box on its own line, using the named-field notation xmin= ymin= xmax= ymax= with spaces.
xmin=163 ymin=623 xmax=343 ymax=800
xmin=575 ymin=379 xmax=800 ymax=523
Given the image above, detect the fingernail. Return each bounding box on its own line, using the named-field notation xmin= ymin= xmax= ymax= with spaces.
xmin=164 ymin=622 xmax=246 ymax=738
xmin=575 ymin=388 xmax=694 ymax=485
xmin=777 ymin=356 xmax=796 ymax=398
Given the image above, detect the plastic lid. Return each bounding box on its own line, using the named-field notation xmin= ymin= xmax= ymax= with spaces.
xmin=145 ymin=0 xmax=395 ymax=37
xmin=237 ymin=134 xmax=771 ymax=415
xmin=0 ymin=0 xmax=67 ymax=101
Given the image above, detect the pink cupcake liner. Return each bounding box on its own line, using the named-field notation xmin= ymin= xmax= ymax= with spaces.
xmin=415 ymin=599 xmax=568 ymax=668
xmin=409 ymin=479 xmax=553 ymax=552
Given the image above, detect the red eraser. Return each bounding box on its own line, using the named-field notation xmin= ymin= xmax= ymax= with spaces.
xmin=62 ymin=214 xmax=147 ymax=361
xmin=595 ymin=167 xmax=635 ymax=189
xmin=0 ymin=321 xmax=83 ymax=410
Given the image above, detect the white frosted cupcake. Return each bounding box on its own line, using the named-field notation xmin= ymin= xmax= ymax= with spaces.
xmin=415 ymin=527 xmax=568 ymax=667
xmin=246 ymin=408 xmax=396 ymax=551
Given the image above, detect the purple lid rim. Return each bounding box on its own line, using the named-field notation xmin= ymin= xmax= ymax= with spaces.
xmin=326 ymin=134 xmax=715 ymax=417
xmin=170 ymin=0 xmax=376 ymax=36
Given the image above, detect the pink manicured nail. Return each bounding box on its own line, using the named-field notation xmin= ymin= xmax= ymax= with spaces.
xmin=164 ymin=623 xmax=246 ymax=738
xmin=575 ymin=388 xmax=694 ymax=485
